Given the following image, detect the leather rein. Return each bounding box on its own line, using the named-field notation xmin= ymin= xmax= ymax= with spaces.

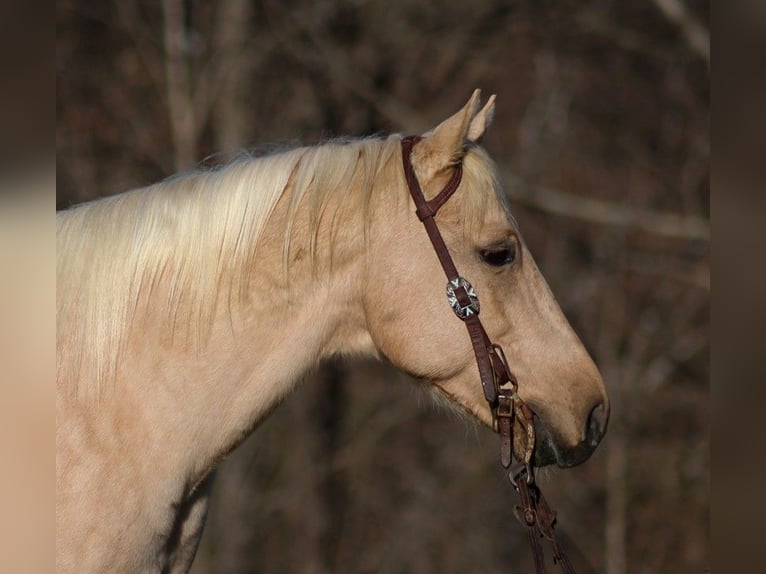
xmin=401 ymin=135 xmax=577 ymax=574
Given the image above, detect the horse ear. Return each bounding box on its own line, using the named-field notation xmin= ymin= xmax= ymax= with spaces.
xmin=467 ymin=94 xmax=496 ymax=143
xmin=414 ymin=89 xmax=492 ymax=178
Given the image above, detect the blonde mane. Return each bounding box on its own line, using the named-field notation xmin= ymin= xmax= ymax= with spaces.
xmin=56 ymin=134 xmax=502 ymax=401
xmin=56 ymin=135 xmax=404 ymax=400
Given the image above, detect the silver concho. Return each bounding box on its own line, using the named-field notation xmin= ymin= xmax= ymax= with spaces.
xmin=446 ymin=277 xmax=480 ymax=319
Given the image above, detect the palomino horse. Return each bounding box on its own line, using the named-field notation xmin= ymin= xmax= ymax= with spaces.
xmin=57 ymin=90 xmax=609 ymax=572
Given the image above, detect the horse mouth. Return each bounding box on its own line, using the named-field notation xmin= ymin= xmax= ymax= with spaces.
xmin=531 ymin=413 xmax=600 ymax=469
xmin=531 ymin=424 xmax=559 ymax=468
xmin=426 ymin=383 xmax=600 ymax=469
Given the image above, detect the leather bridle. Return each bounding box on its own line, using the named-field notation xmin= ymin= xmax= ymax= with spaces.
xmin=401 ymin=135 xmax=578 ymax=574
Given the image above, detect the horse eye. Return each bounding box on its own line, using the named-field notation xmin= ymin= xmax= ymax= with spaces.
xmin=479 ymin=244 xmax=516 ymax=267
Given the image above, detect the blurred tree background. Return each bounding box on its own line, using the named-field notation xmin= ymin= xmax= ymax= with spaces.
xmin=56 ymin=1 xmax=709 ymax=572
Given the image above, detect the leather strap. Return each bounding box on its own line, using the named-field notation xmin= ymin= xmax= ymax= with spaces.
xmin=517 ymin=478 xmax=548 ymax=573
xmin=401 ymin=135 xmax=578 ymax=574
xmin=401 ymin=136 xmax=508 ymax=413
xmin=401 ymin=136 xmax=463 ymax=282
xmin=513 ymin=471 xmax=578 ymax=574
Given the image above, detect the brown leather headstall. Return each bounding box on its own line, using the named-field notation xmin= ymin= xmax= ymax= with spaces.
xmin=401 ymin=135 xmax=577 ymax=574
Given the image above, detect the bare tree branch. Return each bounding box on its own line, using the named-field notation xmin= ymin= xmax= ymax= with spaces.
xmin=576 ymin=7 xmax=683 ymax=63
xmin=622 ymin=253 xmax=709 ymax=290
xmin=502 ymin=170 xmax=710 ymax=242
xmin=114 ymin=3 xmax=166 ymax=92
xmin=651 ymin=0 xmax=710 ymax=64
xmin=261 ymin=10 xmax=711 ymax=247
xmin=264 ymin=2 xmax=429 ymax=132
xmin=641 ymin=330 xmax=707 ymax=393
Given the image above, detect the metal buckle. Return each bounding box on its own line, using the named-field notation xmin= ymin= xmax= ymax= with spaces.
xmin=509 ymin=461 xmax=536 ymax=487
xmin=496 ymin=393 xmax=513 ymax=420
xmin=445 ymin=277 xmax=479 ymax=319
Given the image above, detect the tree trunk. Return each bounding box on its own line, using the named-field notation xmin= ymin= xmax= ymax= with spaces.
xmin=213 ymin=0 xmax=253 ymax=153
xmin=162 ymin=0 xmax=197 ymax=170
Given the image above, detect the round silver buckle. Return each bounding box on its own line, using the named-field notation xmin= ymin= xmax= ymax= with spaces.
xmin=446 ymin=277 xmax=480 ymax=319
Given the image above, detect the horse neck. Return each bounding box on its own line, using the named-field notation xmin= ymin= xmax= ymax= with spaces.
xmin=109 ymin=164 xmax=378 ymax=488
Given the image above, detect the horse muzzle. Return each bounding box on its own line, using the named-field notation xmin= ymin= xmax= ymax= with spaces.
xmin=532 ymin=402 xmax=610 ymax=468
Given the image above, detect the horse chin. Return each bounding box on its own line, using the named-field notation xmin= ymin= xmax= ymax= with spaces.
xmin=528 ymin=417 xmax=559 ymax=468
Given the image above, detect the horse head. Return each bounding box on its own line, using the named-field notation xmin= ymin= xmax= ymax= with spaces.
xmin=364 ymin=91 xmax=609 ymax=468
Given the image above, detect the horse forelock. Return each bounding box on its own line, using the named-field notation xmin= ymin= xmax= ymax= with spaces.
xmin=56 ymin=135 xmax=408 ymax=400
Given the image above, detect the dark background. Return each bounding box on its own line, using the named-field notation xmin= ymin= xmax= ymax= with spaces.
xmin=56 ymin=1 xmax=709 ymax=572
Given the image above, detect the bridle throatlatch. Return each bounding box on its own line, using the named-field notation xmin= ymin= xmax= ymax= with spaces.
xmin=401 ymin=136 xmax=577 ymax=574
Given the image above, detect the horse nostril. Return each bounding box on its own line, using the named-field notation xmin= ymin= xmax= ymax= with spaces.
xmin=586 ymin=402 xmax=609 ymax=447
